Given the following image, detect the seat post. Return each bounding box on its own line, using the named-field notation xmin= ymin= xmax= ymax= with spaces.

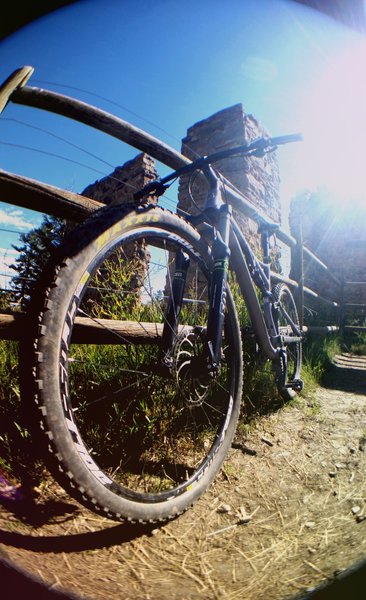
xmin=258 ymin=222 xmax=279 ymax=264
xmin=261 ymin=229 xmax=271 ymax=264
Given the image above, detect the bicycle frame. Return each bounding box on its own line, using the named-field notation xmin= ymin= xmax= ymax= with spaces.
xmin=184 ymin=171 xmax=283 ymax=362
xmin=135 ymin=134 xmax=303 ymax=372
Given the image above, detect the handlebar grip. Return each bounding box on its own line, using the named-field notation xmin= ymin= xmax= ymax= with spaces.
xmin=269 ymin=133 xmax=303 ymax=146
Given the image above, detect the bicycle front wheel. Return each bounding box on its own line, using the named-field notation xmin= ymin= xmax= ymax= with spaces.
xmin=31 ymin=206 xmax=242 ymax=523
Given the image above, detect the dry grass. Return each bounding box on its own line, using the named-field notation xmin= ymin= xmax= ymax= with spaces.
xmin=1 ymin=356 xmax=366 ymax=599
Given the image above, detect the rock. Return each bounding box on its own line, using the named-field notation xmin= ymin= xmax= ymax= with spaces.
xmin=350 ymin=447 xmax=357 ymax=455
xmin=179 ymin=104 xmax=281 ymax=257
xmin=329 ymin=471 xmax=337 ymax=478
xmin=261 ymin=437 xmax=274 ymax=447
xmin=351 ymin=506 xmax=361 ymax=515
xmin=236 ymin=506 xmax=251 ymax=524
xmin=305 ymin=521 xmax=315 ymax=529
xmin=356 ymin=515 xmax=366 ymax=523
xmin=217 ymin=504 xmax=232 ymax=514
xmin=359 ymin=437 xmax=366 ymax=452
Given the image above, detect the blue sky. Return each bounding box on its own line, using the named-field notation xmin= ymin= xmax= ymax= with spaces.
xmin=0 ymin=0 xmax=365 ymax=287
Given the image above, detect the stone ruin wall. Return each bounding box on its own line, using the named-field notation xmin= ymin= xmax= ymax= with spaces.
xmin=81 ymin=105 xmax=281 ymax=297
xmin=82 ymin=104 xmax=281 ymax=240
xmin=79 ymin=104 xmax=366 ymax=316
xmin=290 ymin=194 xmax=366 ymax=308
xmin=81 ymin=153 xmax=158 ymax=305
xmin=82 ymin=152 xmax=158 ymax=207
xmin=178 ymin=104 xmax=281 ymax=254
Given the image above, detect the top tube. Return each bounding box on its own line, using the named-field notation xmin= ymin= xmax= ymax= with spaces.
xmin=160 ymin=133 xmax=303 ymax=185
xmin=133 ymin=133 xmax=302 ymax=202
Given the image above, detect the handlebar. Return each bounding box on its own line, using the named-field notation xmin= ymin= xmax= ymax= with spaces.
xmin=134 ymin=133 xmax=303 ymax=201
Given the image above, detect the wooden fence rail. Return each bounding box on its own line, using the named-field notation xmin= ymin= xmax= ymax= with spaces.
xmin=339 ymin=280 xmax=366 ymax=334
xmin=0 ymin=66 xmax=352 ymax=342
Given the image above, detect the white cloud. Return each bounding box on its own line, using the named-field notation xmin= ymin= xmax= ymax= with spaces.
xmin=0 ymin=208 xmax=35 ymax=230
xmin=0 ymin=247 xmax=18 ymax=257
xmin=0 ymin=247 xmax=19 ymax=290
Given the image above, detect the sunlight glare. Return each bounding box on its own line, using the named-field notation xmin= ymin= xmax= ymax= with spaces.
xmin=295 ymin=38 xmax=366 ymax=210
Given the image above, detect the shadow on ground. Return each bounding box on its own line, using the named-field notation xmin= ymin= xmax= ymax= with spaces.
xmin=321 ymin=354 xmax=366 ymax=394
xmin=1 ymin=353 xmax=365 ymax=599
xmin=297 ymin=555 xmax=366 ymax=600
xmin=0 ymin=517 xmax=155 ymax=554
xmin=0 ymin=555 xmax=86 ymax=600
xmin=0 ymin=494 xmax=157 ymax=599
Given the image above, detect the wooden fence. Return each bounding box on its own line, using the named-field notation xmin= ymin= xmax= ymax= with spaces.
xmin=0 ymin=66 xmax=362 ymax=342
xmin=340 ymin=279 xmax=366 ymax=336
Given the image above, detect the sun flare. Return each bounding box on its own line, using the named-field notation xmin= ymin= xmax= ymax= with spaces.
xmin=296 ymin=38 xmax=366 ymax=210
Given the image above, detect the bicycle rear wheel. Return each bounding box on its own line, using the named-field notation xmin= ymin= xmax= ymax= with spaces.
xmin=272 ymin=283 xmax=302 ymax=401
xmin=30 ymin=206 xmax=242 ymax=523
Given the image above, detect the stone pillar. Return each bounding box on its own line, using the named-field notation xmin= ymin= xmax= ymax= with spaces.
xmin=290 ymin=192 xmax=366 ymax=305
xmin=82 ymin=152 xmax=158 ymax=206
xmin=178 ymin=104 xmax=281 ymax=253
xmin=80 ymin=153 xmax=158 ymax=311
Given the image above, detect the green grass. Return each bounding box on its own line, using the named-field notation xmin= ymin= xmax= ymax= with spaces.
xmin=349 ymin=328 xmax=366 ymax=356
xmin=302 ymin=335 xmax=341 ymax=384
xmin=0 ymin=276 xmax=343 ymax=486
xmin=0 ymin=338 xmax=40 ymax=483
xmin=0 ymin=336 xmax=339 ymax=484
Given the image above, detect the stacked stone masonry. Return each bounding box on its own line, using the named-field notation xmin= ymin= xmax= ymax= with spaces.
xmin=82 ymin=153 xmax=158 ymax=207
xmin=82 ymin=105 xmax=281 ymax=242
xmin=81 ymin=153 xmax=158 ymax=307
xmin=290 ymin=192 xmax=366 ymax=310
xmin=80 ymin=105 xmax=282 ymax=303
xmin=178 ymin=104 xmax=281 ymax=254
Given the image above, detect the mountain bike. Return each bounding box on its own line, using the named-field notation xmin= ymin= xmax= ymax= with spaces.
xmin=27 ymin=133 xmax=303 ymax=523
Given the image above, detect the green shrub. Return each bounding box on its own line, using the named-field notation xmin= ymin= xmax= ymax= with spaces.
xmin=302 ymin=335 xmax=341 ymax=384
xmin=349 ymin=321 xmax=366 ymax=355
xmin=0 ymin=259 xmax=343 ymax=485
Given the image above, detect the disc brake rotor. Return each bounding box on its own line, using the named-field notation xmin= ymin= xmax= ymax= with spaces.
xmin=173 ymin=330 xmax=211 ymax=406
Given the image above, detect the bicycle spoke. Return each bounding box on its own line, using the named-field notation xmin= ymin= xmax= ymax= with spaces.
xmin=40 ymin=217 xmax=240 ymax=511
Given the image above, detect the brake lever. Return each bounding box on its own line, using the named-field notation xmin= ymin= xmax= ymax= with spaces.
xmin=134 ymin=180 xmax=169 ymax=201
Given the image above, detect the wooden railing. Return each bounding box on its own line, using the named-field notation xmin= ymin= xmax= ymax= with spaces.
xmin=0 ymin=66 xmax=349 ymax=341
xmin=340 ymin=279 xmax=366 ymax=335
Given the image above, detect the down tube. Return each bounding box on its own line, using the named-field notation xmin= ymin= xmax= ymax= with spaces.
xmin=229 ymin=231 xmax=278 ymax=360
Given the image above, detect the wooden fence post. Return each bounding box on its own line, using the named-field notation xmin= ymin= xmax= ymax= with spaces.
xmin=0 ymin=66 xmax=34 ymax=113
xmin=339 ymin=270 xmax=345 ymax=335
xmin=291 ymin=215 xmax=304 ymax=330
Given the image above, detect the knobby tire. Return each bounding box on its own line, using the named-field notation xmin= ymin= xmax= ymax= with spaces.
xmin=27 ymin=205 xmax=243 ymax=523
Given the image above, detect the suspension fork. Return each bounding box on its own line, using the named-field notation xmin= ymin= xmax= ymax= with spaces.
xmin=205 ymin=204 xmax=232 ymax=371
xmin=160 ymin=248 xmax=190 ymax=366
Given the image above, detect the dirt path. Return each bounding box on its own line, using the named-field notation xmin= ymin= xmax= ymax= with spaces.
xmin=1 ymin=355 xmax=366 ymax=600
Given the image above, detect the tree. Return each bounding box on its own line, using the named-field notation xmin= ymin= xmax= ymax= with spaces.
xmin=10 ymin=215 xmax=66 ymax=308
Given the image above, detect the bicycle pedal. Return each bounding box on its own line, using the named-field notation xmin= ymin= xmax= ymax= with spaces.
xmin=285 ymin=379 xmax=304 ymax=391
